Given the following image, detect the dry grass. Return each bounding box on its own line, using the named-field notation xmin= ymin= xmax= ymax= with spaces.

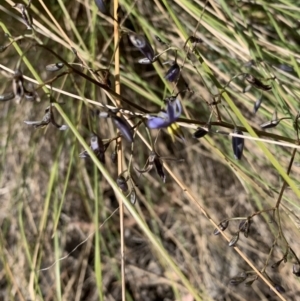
xmin=1 ymin=0 xmax=300 ymax=300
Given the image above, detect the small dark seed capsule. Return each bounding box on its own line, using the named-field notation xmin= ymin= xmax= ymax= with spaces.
xmin=271 ymin=259 xmax=284 ymax=269
xmin=228 ymin=233 xmax=239 ymax=247
xmin=45 ymin=62 xmax=64 ymax=72
xmin=239 ymin=220 xmax=251 ymax=238
xmin=193 ymin=127 xmax=208 ymax=139
xmin=116 ymin=176 xmax=128 ymax=193
xmin=0 ymin=45 xmax=8 ymax=53
xmin=260 ymin=120 xmax=279 ymax=129
xmin=273 ymin=284 xmax=285 ymax=294
xmin=293 ymin=264 xmax=300 ymax=277
xmin=213 ymin=220 xmax=229 ymax=235
xmin=232 ymin=130 xmax=244 ymax=160
xmin=229 ymin=272 xmax=247 ymax=285
xmin=229 ymin=276 xmax=246 ymax=285
xmin=189 ymin=36 xmax=202 ymax=44
xmin=245 ymin=74 xmax=272 ymax=91
xmin=154 ymin=157 xmax=166 ymax=183
xmin=164 ymin=63 xmax=180 ymax=82
xmin=0 ymin=92 xmax=15 ymax=101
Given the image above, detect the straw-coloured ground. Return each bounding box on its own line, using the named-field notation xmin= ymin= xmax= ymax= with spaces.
xmin=1 ymin=0 xmax=300 ymax=300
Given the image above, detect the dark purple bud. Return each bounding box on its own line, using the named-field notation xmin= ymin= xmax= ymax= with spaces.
xmin=154 ymin=157 xmax=166 ymax=183
xmin=254 ymin=96 xmax=263 ymax=113
xmin=164 ymin=63 xmax=180 ymax=82
xmin=245 ymin=74 xmax=272 ymax=91
xmin=46 ymin=62 xmax=64 ymax=72
xmin=232 ymin=130 xmax=244 ymax=160
xmin=0 ymin=92 xmax=15 ymax=101
xmin=193 ymin=127 xmax=209 ymax=139
xmin=128 ymin=34 xmax=155 ymax=62
xmin=228 ymin=232 xmax=239 ymax=247
xmin=116 ymin=176 xmax=128 ymax=193
xmin=213 ymin=220 xmax=229 ymax=235
xmin=112 ymin=115 xmax=133 ymax=143
xmin=273 ymin=284 xmax=285 ymax=294
xmin=94 ymin=0 xmax=108 ymax=15
xmin=293 ymin=264 xmax=300 ymax=277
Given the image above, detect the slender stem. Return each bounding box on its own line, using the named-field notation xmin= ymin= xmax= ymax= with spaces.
xmin=113 ymin=1 xmax=126 ymax=300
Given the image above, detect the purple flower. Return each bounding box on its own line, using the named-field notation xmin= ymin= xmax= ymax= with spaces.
xmin=147 ymin=97 xmax=182 ymax=129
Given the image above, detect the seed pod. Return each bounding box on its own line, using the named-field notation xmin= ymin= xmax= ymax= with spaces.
xmin=253 ymin=96 xmax=263 ymax=113
xmin=0 ymin=92 xmax=15 ymax=101
xmin=94 ymin=0 xmax=108 ymax=15
xmin=228 ymin=232 xmax=239 ymax=247
xmin=128 ymin=34 xmax=155 ymax=62
xmin=293 ymin=264 xmax=300 ymax=277
xmin=229 ymin=272 xmax=247 ymax=285
xmin=14 ymin=3 xmax=33 ymax=30
xmin=46 ymin=62 xmax=64 ymax=72
xmin=193 ymin=127 xmax=209 ymax=139
xmin=271 ymin=258 xmax=284 ymax=269
xmin=232 ymin=130 xmax=244 ymax=160
xmin=12 ymin=69 xmax=24 ymax=103
xmin=238 ymin=219 xmax=251 ymax=238
xmin=213 ymin=220 xmax=229 ymax=235
xmin=116 ymin=176 xmax=128 ymax=193
xmin=154 ymin=157 xmax=166 ymax=183
xmin=90 ymin=135 xmax=106 ymax=164
xmin=164 ymin=63 xmax=180 ymax=82
xmin=189 ymin=36 xmax=202 ymax=44
xmin=112 ymin=115 xmax=133 ymax=143
xmin=245 ymin=74 xmax=272 ymax=91
xmin=0 ymin=45 xmax=9 ymax=53
xmin=229 ymin=276 xmax=246 ymax=285
xmin=130 ymin=188 xmax=136 ymax=205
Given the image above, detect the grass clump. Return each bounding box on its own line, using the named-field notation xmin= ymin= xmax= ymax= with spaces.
xmin=1 ymin=0 xmax=300 ymax=300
